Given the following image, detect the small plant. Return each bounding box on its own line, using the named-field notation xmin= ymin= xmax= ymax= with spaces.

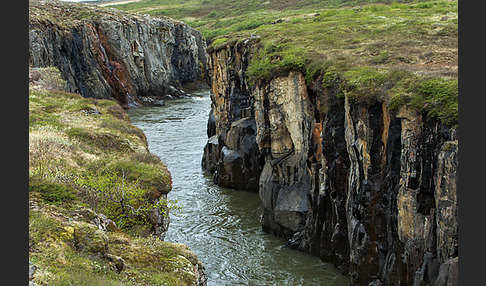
xmin=77 ymin=169 xmax=153 ymax=230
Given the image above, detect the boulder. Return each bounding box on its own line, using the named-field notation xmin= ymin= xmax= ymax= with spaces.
xmin=73 ymin=222 xmax=109 ymax=254
xmin=29 ymin=261 xmax=37 ymax=281
xmin=104 ymin=253 xmax=125 ymax=273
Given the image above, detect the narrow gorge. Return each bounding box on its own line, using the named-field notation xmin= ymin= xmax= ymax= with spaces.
xmin=29 ymin=0 xmax=458 ymax=285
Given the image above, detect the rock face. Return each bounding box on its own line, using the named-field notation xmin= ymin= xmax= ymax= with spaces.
xmin=203 ymin=41 xmax=458 ymax=285
xmin=29 ymin=0 xmax=208 ymax=107
xmin=202 ymin=40 xmax=264 ymax=191
xmin=253 ymin=71 xmax=314 ymax=238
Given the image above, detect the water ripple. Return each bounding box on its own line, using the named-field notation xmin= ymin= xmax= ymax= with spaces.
xmin=128 ymin=91 xmax=350 ymax=286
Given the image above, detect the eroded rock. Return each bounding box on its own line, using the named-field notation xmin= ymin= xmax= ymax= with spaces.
xmin=29 ymin=0 xmax=208 ymax=107
xmin=205 ymin=40 xmax=458 ymax=285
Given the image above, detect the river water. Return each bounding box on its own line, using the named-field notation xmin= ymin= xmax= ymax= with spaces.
xmin=127 ymin=90 xmax=350 ymax=286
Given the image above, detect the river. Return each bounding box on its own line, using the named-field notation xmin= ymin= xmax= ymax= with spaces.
xmin=127 ymin=90 xmax=350 ymax=286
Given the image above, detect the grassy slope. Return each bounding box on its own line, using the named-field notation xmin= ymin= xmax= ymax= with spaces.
xmin=29 ymin=68 xmax=199 ymax=285
xmin=111 ymin=0 xmax=458 ymax=126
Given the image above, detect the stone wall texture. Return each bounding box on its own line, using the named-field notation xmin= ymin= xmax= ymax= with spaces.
xmin=202 ymin=41 xmax=458 ymax=285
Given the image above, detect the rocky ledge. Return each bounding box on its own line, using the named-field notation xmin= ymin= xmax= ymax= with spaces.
xmin=29 ymin=67 xmax=206 ymax=285
xmin=29 ymin=0 xmax=209 ymax=107
xmin=202 ymin=40 xmax=458 ymax=285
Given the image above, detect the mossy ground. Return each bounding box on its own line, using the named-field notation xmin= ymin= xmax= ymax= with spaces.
xmin=29 ymin=206 xmax=199 ymax=286
xmin=29 ymin=68 xmax=198 ymax=285
xmin=111 ymin=0 xmax=457 ymax=126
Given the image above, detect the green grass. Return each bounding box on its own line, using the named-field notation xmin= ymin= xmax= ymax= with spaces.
xmin=399 ymin=77 xmax=458 ymax=126
xmin=29 ymin=209 xmax=199 ymax=286
xmin=29 ymin=178 xmax=79 ymax=205
xmin=29 ymin=67 xmax=201 ymax=285
xmin=105 ymin=157 xmax=172 ymax=195
xmin=110 ymin=0 xmax=455 ymax=43
xmin=112 ymin=0 xmax=457 ymax=125
xmin=29 ymin=83 xmax=171 ymax=226
xmin=247 ymin=41 xmax=309 ymax=84
xmin=29 ymin=0 xmax=140 ymax=29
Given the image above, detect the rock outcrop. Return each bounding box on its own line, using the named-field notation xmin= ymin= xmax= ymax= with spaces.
xmin=29 ymin=0 xmax=208 ymax=107
xmin=202 ymin=41 xmax=458 ymax=285
xmin=202 ymin=40 xmax=264 ymax=191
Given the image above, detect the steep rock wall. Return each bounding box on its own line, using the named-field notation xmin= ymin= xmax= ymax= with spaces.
xmin=202 ymin=41 xmax=264 ymax=191
xmin=253 ymin=71 xmax=314 ymax=238
xmin=203 ymin=41 xmax=458 ymax=285
xmin=29 ymin=0 xmax=208 ymax=107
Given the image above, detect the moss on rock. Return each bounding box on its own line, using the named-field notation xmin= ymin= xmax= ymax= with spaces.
xmin=73 ymin=222 xmax=109 ymax=254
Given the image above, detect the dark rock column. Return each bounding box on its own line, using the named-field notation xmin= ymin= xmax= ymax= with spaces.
xmin=202 ymin=41 xmax=263 ymax=191
xmin=295 ymin=89 xmax=351 ymax=274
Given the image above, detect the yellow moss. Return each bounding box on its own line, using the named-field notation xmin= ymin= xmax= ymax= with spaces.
xmin=60 ymin=226 xmax=75 ymax=241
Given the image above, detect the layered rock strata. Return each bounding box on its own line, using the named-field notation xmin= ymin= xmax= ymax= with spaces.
xmin=29 ymin=0 xmax=208 ymax=107
xmin=202 ymin=41 xmax=458 ymax=285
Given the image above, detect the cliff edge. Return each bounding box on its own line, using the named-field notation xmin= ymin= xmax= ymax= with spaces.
xmin=202 ymin=36 xmax=458 ymax=285
xmin=29 ymin=67 xmax=207 ymax=285
xmin=29 ymin=0 xmax=208 ymax=107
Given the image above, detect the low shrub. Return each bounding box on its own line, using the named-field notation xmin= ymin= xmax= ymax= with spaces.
xmin=29 ymin=177 xmax=78 ymax=205
xmin=76 ymin=169 xmax=160 ymax=230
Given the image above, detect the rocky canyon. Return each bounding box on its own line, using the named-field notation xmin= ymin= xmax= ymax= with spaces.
xmin=202 ymin=40 xmax=458 ymax=285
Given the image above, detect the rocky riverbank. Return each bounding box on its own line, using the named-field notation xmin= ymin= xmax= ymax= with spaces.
xmin=202 ymin=39 xmax=458 ymax=285
xmin=29 ymin=67 xmax=207 ymax=285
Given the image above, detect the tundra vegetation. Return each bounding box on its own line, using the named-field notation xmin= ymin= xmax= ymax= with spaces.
xmin=113 ymin=0 xmax=458 ymax=126
xmin=29 ymin=67 xmax=199 ymax=285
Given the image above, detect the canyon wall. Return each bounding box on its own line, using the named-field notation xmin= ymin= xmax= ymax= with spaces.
xmin=29 ymin=0 xmax=208 ymax=107
xmin=202 ymin=41 xmax=458 ymax=285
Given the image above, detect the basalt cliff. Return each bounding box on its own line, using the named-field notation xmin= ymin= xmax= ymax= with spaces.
xmin=29 ymin=0 xmax=208 ymax=107
xmin=202 ymin=41 xmax=458 ymax=285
